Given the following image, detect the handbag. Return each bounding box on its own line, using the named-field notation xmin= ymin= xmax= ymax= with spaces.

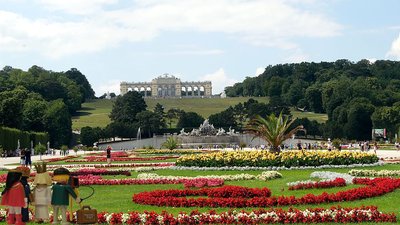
xmin=76 ymin=205 xmax=98 ymax=224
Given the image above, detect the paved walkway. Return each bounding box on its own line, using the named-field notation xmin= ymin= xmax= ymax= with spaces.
xmin=0 ymin=150 xmax=90 ymax=169
xmin=1 ymin=149 xmax=399 ymax=170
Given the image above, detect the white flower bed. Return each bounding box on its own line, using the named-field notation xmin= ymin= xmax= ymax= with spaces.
xmin=256 ymin=171 xmax=282 ymax=181
xmin=310 ymin=171 xmax=355 ymax=184
xmin=287 ymin=171 xmax=354 ymax=186
xmin=172 ymin=161 xmax=384 ymax=171
xmin=349 ymin=169 xmax=400 ymax=177
xmin=136 ymin=171 xmax=282 ymax=181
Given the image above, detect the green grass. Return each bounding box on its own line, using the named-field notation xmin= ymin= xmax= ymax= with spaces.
xmin=291 ymin=108 xmax=328 ymax=123
xmin=74 ymin=164 xmax=400 ymax=217
xmin=2 ymin=155 xmax=400 ymax=224
xmin=72 ymin=98 xmax=329 ymax=129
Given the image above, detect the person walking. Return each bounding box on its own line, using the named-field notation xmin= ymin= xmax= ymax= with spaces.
xmin=24 ymin=149 xmax=32 ymax=168
xmin=106 ymin=145 xmax=112 ymax=165
xmin=19 ymin=149 xmax=25 ymax=166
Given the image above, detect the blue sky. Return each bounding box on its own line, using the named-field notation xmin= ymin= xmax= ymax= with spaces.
xmin=1 ymin=0 xmax=400 ymax=96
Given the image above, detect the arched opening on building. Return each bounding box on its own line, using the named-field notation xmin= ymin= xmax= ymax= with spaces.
xmin=157 ymin=87 xmax=163 ymax=97
xmin=181 ymin=86 xmax=187 ymax=96
xmin=187 ymin=86 xmax=193 ymax=96
xmin=139 ymin=87 xmax=146 ymax=96
xmin=199 ymin=86 xmax=205 ymax=96
xmin=193 ymin=86 xmax=199 ymax=96
xmin=146 ymin=87 xmax=152 ymax=97
xmin=133 ymin=87 xmax=139 ymax=92
xmin=127 ymin=87 xmax=133 ymax=92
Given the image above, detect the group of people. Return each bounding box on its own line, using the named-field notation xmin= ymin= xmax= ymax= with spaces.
xmin=1 ymin=163 xmax=81 ymax=225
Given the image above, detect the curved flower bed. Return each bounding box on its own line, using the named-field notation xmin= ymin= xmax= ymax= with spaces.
xmin=67 ymin=156 xmax=179 ymax=162
xmin=133 ymin=177 xmax=400 ymax=208
xmin=349 ymin=169 xmax=400 ymax=177
xmin=288 ymin=178 xmax=346 ymax=190
xmin=78 ymin=176 xmax=224 ymax=187
xmin=71 ymin=168 xmax=131 ymax=176
xmin=176 ymin=150 xmax=379 ymax=168
xmin=136 ymin=171 xmax=282 ymax=182
xmin=95 ymin=206 xmax=396 ymax=224
xmin=136 ymin=149 xmax=210 ymax=154
xmin=4 ymin=206 xmax=392 ymax=224
xmin=172 ymin=161 xmax=383 ymax=171
xmin=133 ymin=186 xmax=271 ymax=207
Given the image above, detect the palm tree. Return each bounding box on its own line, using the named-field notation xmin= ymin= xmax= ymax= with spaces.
xmin=246 ymin=112 xmax=305 ymax=153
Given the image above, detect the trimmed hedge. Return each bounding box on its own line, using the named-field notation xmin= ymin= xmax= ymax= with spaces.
xmin=0 ymin=126 xmax=49 ymax=151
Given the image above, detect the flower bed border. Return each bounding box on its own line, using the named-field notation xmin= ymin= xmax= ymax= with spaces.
xmin=133 ymin=177 xmax=400 ymax=208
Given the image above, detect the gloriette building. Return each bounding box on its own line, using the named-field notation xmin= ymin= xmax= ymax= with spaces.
xmin=120 ymin=74 xmax=212 ymax=98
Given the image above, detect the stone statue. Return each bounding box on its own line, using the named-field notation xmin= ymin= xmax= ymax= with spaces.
xmin=179 ymin=128 xmax=189 ymax=136
xmin=216 ymin=128 xmax=226 ymax=136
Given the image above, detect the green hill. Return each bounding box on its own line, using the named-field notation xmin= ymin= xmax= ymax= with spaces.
xmin=72 ymin=97 xmax=327 ymax=129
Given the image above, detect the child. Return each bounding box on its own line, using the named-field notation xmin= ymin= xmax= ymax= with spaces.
xmin=1 ymin=169 xmax=27 ymax=225
xmin=32 ymin=162 xmax=53 ymax=222
xmin=51 ymin=167 xmax=81 ymax=225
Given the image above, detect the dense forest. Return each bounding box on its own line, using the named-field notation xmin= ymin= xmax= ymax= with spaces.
xmin=225 ymin=59 xmax=400 ymax=140
xmin=0 ymin=66 xmax=95 ymax=148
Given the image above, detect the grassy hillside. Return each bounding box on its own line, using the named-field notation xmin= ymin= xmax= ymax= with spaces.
xmin=72 ymin=97 xmax=328 ymax=129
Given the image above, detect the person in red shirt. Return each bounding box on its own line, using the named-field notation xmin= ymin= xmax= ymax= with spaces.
xmin=106 ymin=145 xmax=112 ymax=165
xmin=1 ymin=170 xmax=27 ymax=225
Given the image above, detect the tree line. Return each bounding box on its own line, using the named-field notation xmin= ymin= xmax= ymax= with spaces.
xmin=225 ymin=59 xmax=400 ymax=140
xmin=0 ymin=66 xmax=95 ymax=148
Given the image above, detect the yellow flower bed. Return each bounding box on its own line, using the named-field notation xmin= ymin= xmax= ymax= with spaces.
xmin=176 ymin=150 xmax=378 ymax=167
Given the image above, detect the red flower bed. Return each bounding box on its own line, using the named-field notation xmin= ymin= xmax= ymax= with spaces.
xmin=133 ymin=178 xmax=400 ymax=208
xmin=78 ymin=176 xmax=224 ymax=187
xmin=70 ymin=168 xmax=131 ymax=176
xmin=182 ymin=178 xmax=224 ymax=188
xmin=93 ymin=162 xmax=175 ymax=168
xmin=45 ymin=155 xmax=78 ymax=162
xmin=67 ymin=156 xmax=179 ymax=162
xmin=289 ymin=178 xmax=346 ymax=190
xmin=133 ymin=186 xmax=271 ymax=207
xmin=95 ymin=206 xmax=396 ymax=224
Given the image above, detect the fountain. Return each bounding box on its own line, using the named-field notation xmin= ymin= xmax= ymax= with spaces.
xmin=178 ymin=119 xmax=240 ymax=148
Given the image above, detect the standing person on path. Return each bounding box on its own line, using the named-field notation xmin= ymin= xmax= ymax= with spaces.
xmin=24 ymin=148 xmax=32 ymax=168
xmin=20 ymin=149 xmax=25 ymax=166
xmin=106 ymin=145 xmax=112 ymax=165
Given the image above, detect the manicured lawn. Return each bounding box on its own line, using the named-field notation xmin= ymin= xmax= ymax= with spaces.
xmin=72 ymin=98 xmax=329 ymax=129
xmin=2 ymin=150 xmax=400 ymax=224
xmin=75 ymin=164 xmax=400 ymax=216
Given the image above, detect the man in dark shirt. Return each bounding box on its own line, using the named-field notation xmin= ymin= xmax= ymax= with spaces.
xmin=24 ymin=148 xmax=32 ymax=168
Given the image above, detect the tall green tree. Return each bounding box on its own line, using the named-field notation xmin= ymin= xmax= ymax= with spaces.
xmin=65 ymin=68 xmax=95 ymax=100
xmin=109 ymin=91 xmax=147 ymax=124
xmin=45 ymin=99 xmax=72 ymax=147
xmin=136 ymin=110 xmax=164 ymax=137
xmin=177 ymin=112 xmax=204 ymax=129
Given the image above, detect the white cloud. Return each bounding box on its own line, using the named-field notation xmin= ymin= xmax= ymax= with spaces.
xmin=283 ymin=48 xmax=309 ymax=63
xmin=94 ymin=79 xmax=121 ymax=97
xmin=36 ymin=0 xmax=118 ymax=15
xmin=255 ymin=67 xmax=265 ymax=77
xmin=0 ymin=0 xmax=342 ymax=57
xmin=202 ymin=68 xmax=238 ymax=95
xmin=386 ymin=33 xmax=400 ymax=59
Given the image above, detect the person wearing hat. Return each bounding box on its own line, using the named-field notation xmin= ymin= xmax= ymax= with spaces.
xmin=32 ymin=162 xmax=53 ymax=222
xmin=15 ymin=166 xmax=31 ymax=223
xmin=1 ymin=169 xmax=27 ymax=225
xmin=51 ymin=167 xmax=81 ymax=225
